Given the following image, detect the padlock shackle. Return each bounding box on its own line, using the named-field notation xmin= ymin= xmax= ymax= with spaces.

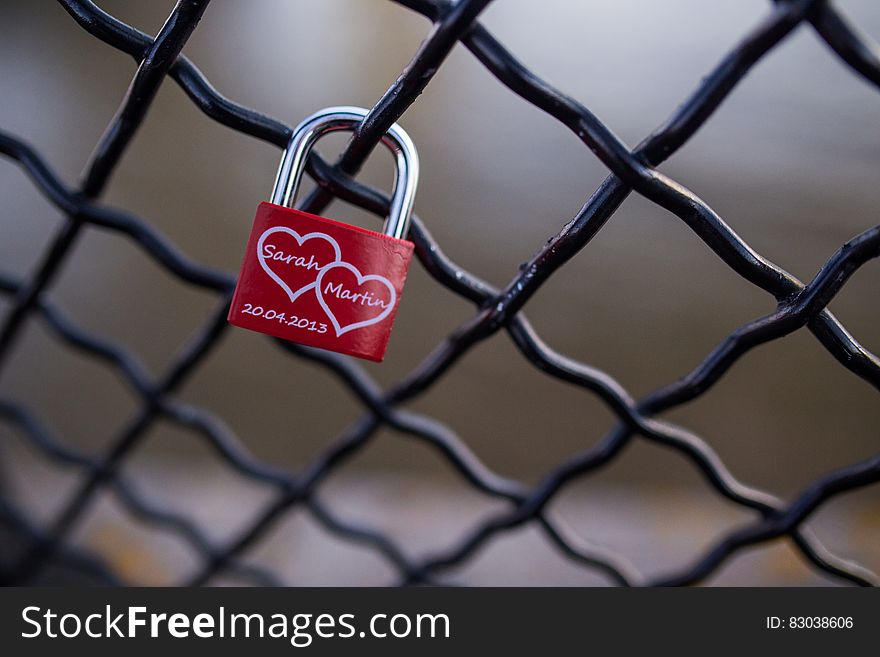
xmin=270 ymin=106 xmax=419 ymax=241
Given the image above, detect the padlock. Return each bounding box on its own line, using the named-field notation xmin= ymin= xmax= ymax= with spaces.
xmin=227 ymin=106 xmax=418 ymax=362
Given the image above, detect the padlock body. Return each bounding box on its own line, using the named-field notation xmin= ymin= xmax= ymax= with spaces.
xmin=228 ymin=202 xmax=413 ymax=362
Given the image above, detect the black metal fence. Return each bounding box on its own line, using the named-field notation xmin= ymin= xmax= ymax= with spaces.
xmin=0 ymin=0 xmax=878 ymax=586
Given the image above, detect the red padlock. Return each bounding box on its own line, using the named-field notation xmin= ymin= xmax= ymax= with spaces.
xmin=228 ymin=107 xmax=419 ymax=362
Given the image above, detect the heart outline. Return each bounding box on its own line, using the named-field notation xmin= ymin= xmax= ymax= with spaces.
xmin=256 ymin=227 xmax=341 ymax=304
xmin=315 ymin=261 xmax=397 ymax=336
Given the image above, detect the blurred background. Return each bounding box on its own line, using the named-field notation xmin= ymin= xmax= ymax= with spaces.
xmin=0 ymin=0 xmax=878 ymax=585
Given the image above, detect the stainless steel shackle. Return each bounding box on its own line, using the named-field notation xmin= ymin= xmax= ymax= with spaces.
xmin=270 ymin=106 xmax=419 ymax=241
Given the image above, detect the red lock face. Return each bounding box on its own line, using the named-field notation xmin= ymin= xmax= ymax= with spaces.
xmin=228 ymin=202 xmax=413 ymax=362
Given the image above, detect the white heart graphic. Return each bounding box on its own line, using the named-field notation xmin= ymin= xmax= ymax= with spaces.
xmin=315 ymin=261 xmax=397 ymax=336
xmin=256 ymin=227 xmax=342 ymax=304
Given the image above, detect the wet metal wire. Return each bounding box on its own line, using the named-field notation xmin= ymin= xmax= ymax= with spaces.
xmin=0 ymin=0 xmax=879 ymax=586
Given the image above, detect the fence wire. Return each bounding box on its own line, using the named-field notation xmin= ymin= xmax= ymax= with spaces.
xmin=0 ymin=0 xmax=879 ymax=586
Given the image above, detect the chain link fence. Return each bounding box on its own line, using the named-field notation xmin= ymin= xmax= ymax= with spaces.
xmin=0 ymin=0 xmax=878 ymax=586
